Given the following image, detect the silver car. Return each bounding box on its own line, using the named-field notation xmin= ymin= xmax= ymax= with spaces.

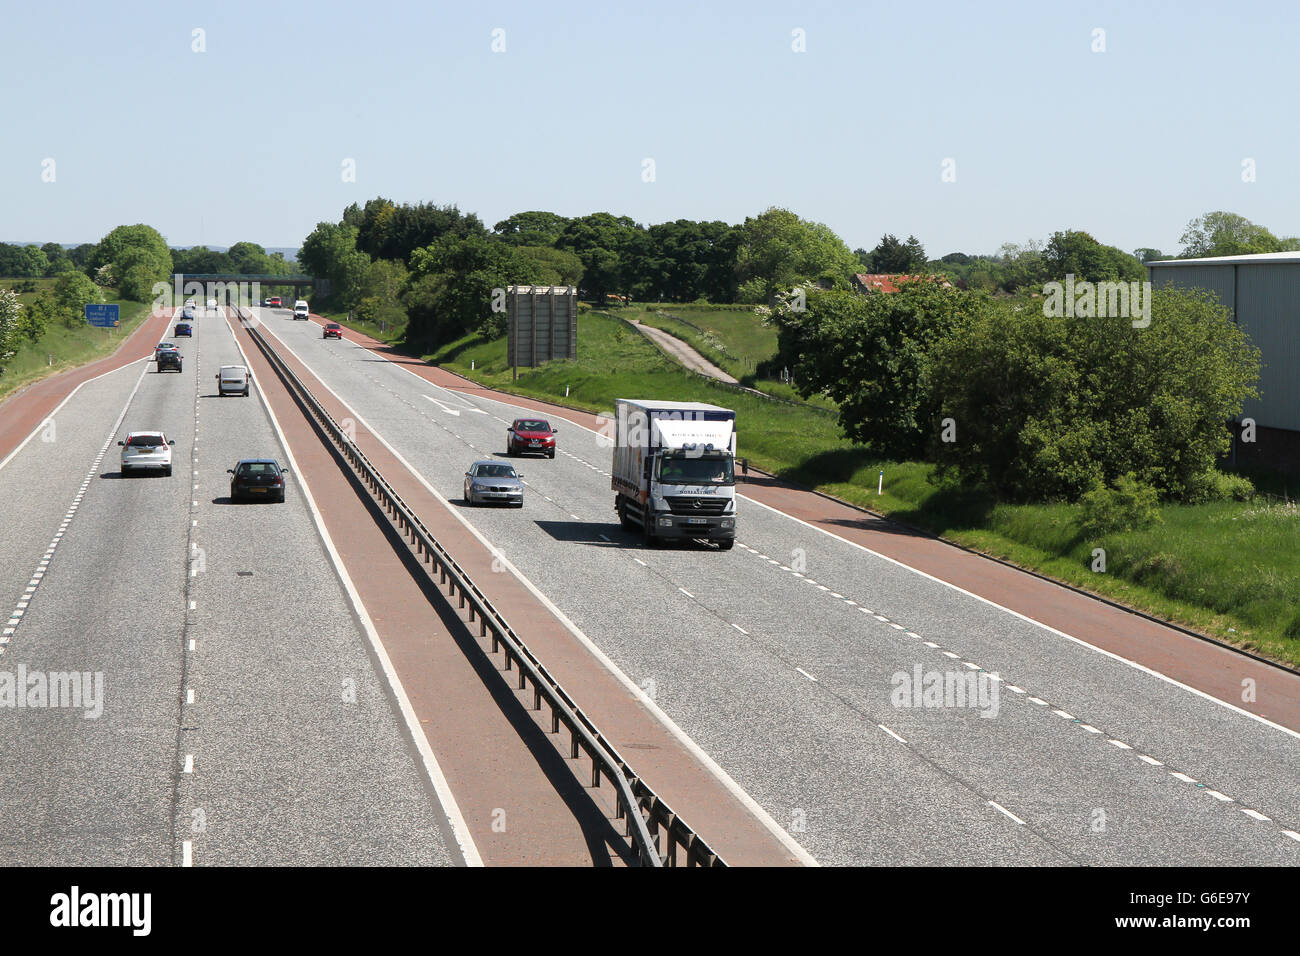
xmin=118 ymin=431 xmax=175 ymax=476
xmin=463 ymin=460 xmax=524 ymax=507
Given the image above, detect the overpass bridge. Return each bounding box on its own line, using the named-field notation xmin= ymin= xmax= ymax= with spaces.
xmin=171 ymin=272 xmax=328 ymax=300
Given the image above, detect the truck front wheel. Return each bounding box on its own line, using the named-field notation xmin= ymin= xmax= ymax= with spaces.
xmin=642 ymin=505 xmax=659 ymax=547
xmin=718 ymin=539 xmax=735 ymax=551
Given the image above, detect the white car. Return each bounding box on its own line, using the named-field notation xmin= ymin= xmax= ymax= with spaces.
xmin=206 ymin=298 xmax=219 ymax=316
xmin=292 ymin=300 xmax=310 ymax=320
xmin=118 ymin=431 xmax=175 ymax=477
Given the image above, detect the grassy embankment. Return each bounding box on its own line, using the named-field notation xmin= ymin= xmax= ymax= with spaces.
xmin=0 ymin=277 xmax=154 ymax=403
xmin=428 ymin=307 xmax=1300 ymax=668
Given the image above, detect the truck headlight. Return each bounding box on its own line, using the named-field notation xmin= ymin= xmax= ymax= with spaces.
xmin=720 ymin=519 xmax=734 ymax=528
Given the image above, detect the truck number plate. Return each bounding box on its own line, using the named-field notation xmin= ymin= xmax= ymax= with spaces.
xmin=687 ymin=517 xmax=707 ymax=524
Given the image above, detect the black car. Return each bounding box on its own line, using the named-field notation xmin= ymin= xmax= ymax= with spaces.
xmin=157 ymin=350 xmax=182 ymax=373
xmin=228 ymin=459 xmax=290 ymax=502
xmin=174 ymin=322 xmax=192 ymax=337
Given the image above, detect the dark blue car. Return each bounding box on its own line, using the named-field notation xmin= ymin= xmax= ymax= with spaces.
xmin=174 ymin=322 xmax=192 ymax=337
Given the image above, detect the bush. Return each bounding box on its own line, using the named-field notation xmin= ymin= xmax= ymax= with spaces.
xmin=1184 ymin=469 xmax=1255 ymax=503
xmin=1077 ymin=473 xmax=1162 ymax=537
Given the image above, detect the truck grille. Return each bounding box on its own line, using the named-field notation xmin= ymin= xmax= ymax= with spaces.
xmin=664 ymin=496 xmax=727 ymax=515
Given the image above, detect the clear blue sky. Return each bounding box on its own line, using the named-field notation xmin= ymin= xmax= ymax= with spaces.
xmin=2 ymin=0 xmax=1296 ymax=258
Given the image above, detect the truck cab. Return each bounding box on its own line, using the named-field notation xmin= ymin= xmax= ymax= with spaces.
xmin=611 ymin=399 xmax=737 ymax=549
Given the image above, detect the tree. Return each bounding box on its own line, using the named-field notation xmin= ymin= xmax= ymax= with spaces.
xmin=354 ymin=199 xmax=486 ymax=262
xmin=1133 ymin=248 xmax=1165 ymax=264
xmin=927 ymin=287 xmax=1260 ymax=501
xmin=402 ymin=234 xmax=543 ymax=348
xmin=514 ymin=245 xmax=584 ymax=286
xmin=53 ymin=272 xmax=102 ymax=328
xmin=298 ymin=222 xmax=371 ymax=309
xmin=762 ymin=280 xmax=982 ymax=458
xmin=0 ymin=287 xmax=20 ymax=373
xmin=1043 ymin=230 xmax=1144 ymax=282
xmin=1179 ymin=211 xmax=1281 ymax=258
xmin=556 ymin=213 xmax=642 ymax=301
xmin=734 ymin=207 xmax=858 ymax=302
xmin=92 ymin=225 xmax=171 ymax=301
xmin=866 ymin=234 xmax=927 ymax=273
xmin=493 ymin=211 xmax=571 ymax=247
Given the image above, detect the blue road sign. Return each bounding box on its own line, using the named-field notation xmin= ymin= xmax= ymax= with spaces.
xmin=85 ymin=304 xmax=120 ymax=328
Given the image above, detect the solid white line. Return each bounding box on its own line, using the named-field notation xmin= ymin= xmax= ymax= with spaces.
xmin=678 ymin=587 xmax=694 ymax=598
xmin=226 ymin=316 xmax=479 ymax=868
xmin=795 ymin=667 xmax=818 ymax=682
xmin=739 ymin=493 xmax=1300 ymax=742
xmin=732 ymin=623 xmax=748 ymax=635
xmin=988 ymin=800 xmax=1026 ymax=825
xmin=260 ymin=323 xmax=818 ymax=866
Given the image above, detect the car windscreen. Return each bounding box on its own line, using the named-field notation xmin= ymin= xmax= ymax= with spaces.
xmin=658 ymin=455 xmax=734 ymax=484
xmin=473 ymin=464 xmax=517 ymax=479
xmin=237 ymin=462 xmax=276 ymax=475
xmin=128 ymin=435 xmax=164 ymax=447
xmin=515 ymin=420 xmax=550 ymax=432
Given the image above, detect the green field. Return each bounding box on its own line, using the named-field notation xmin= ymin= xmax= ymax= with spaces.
xmin=0 ymin=278 xmax=154 ymax=403
xmin=431 ymin=309 xmax=1300 ymax=669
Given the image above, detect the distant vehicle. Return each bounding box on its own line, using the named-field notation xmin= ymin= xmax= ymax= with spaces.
xmin=184 ymin=298 xmax=197 ymax=308
xmin=507 ymin=418 xmax=557 ymax=458
xmin=263 ymin=298 xmax=272 ymax=307
xmin=157 ymin=350 xmax=182 ymax=373
xmin=611 ymin=399 xmax=737 ymax=549
xmin=323 ymin=323 xmax=343 ymax=339
xmin=154 ymin=342 xmax=179 ymax=361
xmin=181 ymin=305 xmax=196 ymax=320
xmin=463 ymin=460 xmax=524 ymax=507
xmin=206 ymin=298 xmax=218 ymax=315
xmin=173 ymin=321 xmax=192 ymax=337
xmin=292 ymin=300 xmax=310 ymax=320
xmin=268 ymin=296 xmax=282 ymax=308
xmin=118 ymin=431 xmax=175 ymax=476
xmin=216 ymin=365 xmax=250 ymax=397
xmin=228 ymin=459 xmax=289 ymax=503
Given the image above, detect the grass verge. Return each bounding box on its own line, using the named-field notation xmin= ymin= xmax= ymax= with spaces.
xmin=0 ymin=279 xmax=154 ymax=403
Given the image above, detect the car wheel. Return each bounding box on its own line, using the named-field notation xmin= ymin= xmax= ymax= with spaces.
xmin=548 ymin=450 xmax=556 ymax=459
xmin=718 ymin=539 xmax=735 ymax=551
xmin=242 ymin=387 xmax=249 ymax=396
xmin=276 ymin=491 xmax=285 ymax=503
xmin=164 ymin=465 xmax=172 ymax=477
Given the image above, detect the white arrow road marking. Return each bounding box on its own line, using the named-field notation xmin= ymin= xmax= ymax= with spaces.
xmin=423 ymin=394 xmax=486 ymax=415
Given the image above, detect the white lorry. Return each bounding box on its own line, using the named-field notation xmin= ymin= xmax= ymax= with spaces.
xmin=611 ymin=399 xmax=737 ymax=549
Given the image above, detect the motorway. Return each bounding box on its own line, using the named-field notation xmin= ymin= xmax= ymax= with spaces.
xmin=250 ymin=307 xmax=1300 ymax=866
xmin=0 ymin=308 xmax=456 ymax=865
xmin=2 ymin=302 xmax=1298 ymax=866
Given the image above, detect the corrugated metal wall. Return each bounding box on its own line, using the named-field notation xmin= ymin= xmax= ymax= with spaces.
xmin=1149 ymin=262 xmax=1300 ymax=432
xmin=1238 ymin=264 xmax=1300 ymax=432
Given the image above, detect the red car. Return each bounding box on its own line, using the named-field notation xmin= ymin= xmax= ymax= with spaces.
xmin=268 ymin=296 xmax=282 ymax=308
xmin=507 ymin=418 xmax=557 ymax=458
xmin=323 ymin=323 xmax=343 ymax=339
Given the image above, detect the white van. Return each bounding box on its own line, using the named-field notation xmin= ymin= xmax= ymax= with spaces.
xmin=216 ymin=365 xmax=250 ymax=397
xmin=293 ymin=300 xmax=310 ymax=320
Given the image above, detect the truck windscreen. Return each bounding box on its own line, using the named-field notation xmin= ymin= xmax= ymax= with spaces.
xmin=658 ymin=455 xmax=733 ymax=485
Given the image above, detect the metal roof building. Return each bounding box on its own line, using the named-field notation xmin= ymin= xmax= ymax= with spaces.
xmin=1148 ymin=251 xmax=1300 ymax=473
